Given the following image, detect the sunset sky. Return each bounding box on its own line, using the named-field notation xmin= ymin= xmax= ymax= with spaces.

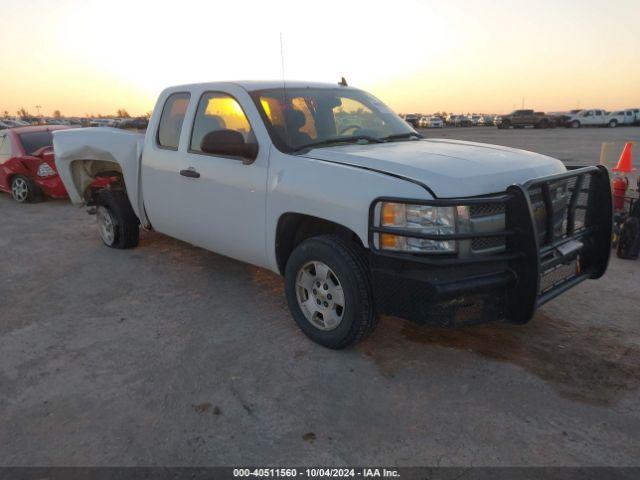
xmin=1 ymin=0 xmax=639 ymax=117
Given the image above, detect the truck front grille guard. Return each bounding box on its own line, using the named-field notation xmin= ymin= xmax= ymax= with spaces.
xmin=368 ymin=165 xmax=612 ymax=324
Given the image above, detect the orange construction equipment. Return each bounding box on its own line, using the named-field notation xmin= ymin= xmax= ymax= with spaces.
xmin=612 ymin=142 xmax=636 ymax=173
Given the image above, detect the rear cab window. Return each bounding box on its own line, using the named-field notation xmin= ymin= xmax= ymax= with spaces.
xmin=157 ymin=92 xmax=191 ymax=150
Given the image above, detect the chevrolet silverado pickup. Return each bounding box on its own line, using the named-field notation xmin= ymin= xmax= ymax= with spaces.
xmin=53 ymin=81 xmax=612 ymax=349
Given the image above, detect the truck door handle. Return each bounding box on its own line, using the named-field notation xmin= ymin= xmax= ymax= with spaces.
xmin=180 ymin=168 xmax=200 ymax=178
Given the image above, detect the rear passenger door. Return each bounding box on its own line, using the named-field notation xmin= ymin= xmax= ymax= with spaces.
xmin=594 ymin=110 xmax=605 ymax=125
xmin=141 ymin=91 xmax=192 ymax=239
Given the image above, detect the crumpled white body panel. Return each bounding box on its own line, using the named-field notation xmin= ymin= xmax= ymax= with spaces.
xmin=53 ymin=128 xmax=147 ymax=224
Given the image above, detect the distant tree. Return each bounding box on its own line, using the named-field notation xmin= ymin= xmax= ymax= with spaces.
xmin=3 ymin=110 xmax=8 ymax=118
xmin=17 ymin=108 xmax=29 ymax=119
xmin=145 ymin=111 xmax=152 ymax=119
xmin=117 ymin=109 xmax=131 ymax=118
xmin=53 ymin=110 xmax=62 ymax=118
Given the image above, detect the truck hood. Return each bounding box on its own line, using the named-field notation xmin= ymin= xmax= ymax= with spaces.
xmin=301 ymin=138 xmax=566 ymax=198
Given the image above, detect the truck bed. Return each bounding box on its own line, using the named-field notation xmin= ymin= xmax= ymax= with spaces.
xmin=53 ymin=127 xmax=147 ymax=224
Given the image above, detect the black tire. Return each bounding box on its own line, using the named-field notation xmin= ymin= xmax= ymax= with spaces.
xmin=284 ymin=235 xmax=378 ymax=349
xmin=571 ymin=120 xmax=581 ymax=128
xmin=499 ymin=121 xmax=510 ymax=129
xmin=96 ymin=189 xmax=140 ymax=249
xmin=608 ymin=119 xmax=618 ymax=128
xmin=11 ymin=175 xmax=42 ymax=203
xmin=616 ymin=217 xmax=640 ymax=260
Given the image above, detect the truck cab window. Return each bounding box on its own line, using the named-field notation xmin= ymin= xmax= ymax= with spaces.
xmin=333 ymin=97 xmax=385 ymax=136
xmin=259 ymin=96 xmax=318 ymax=147
xmin=157 ymin=92 xmax=190 ymax=149
xmin=190 ymin=93 xmax=254 ymax=153
xmin=254 ymin=87 xmax=414 ymax=151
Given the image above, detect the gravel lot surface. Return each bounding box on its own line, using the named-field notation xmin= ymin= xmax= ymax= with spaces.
xmin=1 ymin=127 xmax=639 ymax=466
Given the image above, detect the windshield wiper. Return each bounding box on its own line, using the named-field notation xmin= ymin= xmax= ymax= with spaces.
xmin=379 ymin=132 xmax=423 ymax=141
xmin=293 ymin=135 xmax=384 ymax=152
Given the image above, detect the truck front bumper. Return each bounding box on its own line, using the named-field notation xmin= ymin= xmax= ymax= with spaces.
xmin=369 ymin=166 xmax=612 ymax=327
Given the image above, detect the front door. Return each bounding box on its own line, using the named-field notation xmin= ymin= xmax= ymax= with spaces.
xmin=173 ymin=90 xmax=269 ymax=268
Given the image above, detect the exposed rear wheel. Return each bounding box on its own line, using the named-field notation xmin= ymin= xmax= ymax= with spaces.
xmin=608 ymin=119 xmax=618 ymax=128
xmin=571 ymin=120 xmax=581 ymax=128
xmin=96 ymin=190 xmax=140 ymax=249
xmin=284 ymin=235 xmax=378 ymax=349
xmin=11 ymin=175 xmax=42 ymax=203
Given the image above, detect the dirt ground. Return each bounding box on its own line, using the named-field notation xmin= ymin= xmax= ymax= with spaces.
xmin=1 ymin=127 xmax=639 ymax=466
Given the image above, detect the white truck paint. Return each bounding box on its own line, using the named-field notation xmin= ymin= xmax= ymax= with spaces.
xmin=53 ymin=81 xmax=611 ymax=348
xmin=564 ymin=109 xmax=623 ymax=128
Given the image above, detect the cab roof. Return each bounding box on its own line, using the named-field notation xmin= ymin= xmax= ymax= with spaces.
xmin=166 ymin=80 xmax=356 ymax=92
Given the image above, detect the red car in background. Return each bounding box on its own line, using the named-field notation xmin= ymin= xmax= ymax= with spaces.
xmin=0 ymin=125 xmax=110 ymax=203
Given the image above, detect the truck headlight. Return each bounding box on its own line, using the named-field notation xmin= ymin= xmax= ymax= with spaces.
xmin=378 ymin=202 xmax=457 ymax=253
xmin=37 ymin=163 xmax=56 ymax=177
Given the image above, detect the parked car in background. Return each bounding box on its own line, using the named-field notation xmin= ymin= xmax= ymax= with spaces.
xmin=447 ymin=114 xmax=470 ymax=127
xmin=0 ymin=126 xmax=110 ymax=203
xmin=495 ymin=110 xmax=555 ymax=129
xmin=548 ymin=110 xmax=581 ymax=127
xmin=478 ymin=115 xmax=494 ymax=126
xmin=564 ymin=109 xmax=621 ymax=128
xmin=630 ymin=108 xmax=640 ymax=124
xmin=469 ymin=115 xmax=481 ymax=126
xmin=0 ymin=121 xmax=11 ymax=129
xmin=0 ymin=126 xmax=71 ymax=202
xmin=2 ymin=119 xmax=30 ymax=128
xmin=89 ymin=118 xmax=118 ymax=127
xmin=420 ymin=116 xmax=444 ymax=128
xmin=609 ymin=109 xmax=636 ymax=126
xmin=118 ymin=117 xmax=149 ymax=130
xmin=402 ymin=113 xmax=420 ymax=128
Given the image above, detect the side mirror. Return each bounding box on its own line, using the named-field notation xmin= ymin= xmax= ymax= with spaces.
xmin=200 ymin=129 xmax=258 ymax=164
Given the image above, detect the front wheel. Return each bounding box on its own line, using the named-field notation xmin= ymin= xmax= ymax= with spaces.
xmin=571 ymin=120 xmax=581 ymax=128
xmin=96 ymin=190 xmax=140 ymax=249
xmin=284 ymin=235 xmax=378 ymax=349
xmin=11 ymin=175 xmax=42 ymax=203
xmin=608 ymin=119 xmax=618 ymax=128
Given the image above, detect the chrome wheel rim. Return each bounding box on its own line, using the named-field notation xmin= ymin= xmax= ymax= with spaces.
xmin=295 ymin=261 xmax=345 ymax=331
xmin=11 ymin=178 xmax=28 ymax=202
xmin=97 ymin=206 xmax=115 ymax=245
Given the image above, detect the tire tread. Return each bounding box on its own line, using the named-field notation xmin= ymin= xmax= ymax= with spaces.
xmin=97 ymin=189 xmax=140 ymax=249
xmin=285 ymin=234 xmax=378 ymax=349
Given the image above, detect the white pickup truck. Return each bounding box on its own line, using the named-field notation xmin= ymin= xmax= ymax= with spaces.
xmin=563 ymin=109 xmax=623 ymax=128
xmin=53 ymin=81 xmax=613 ymax=349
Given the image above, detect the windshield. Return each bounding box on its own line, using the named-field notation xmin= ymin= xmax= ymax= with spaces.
xmin=18 ymin=131 xmax=54 ymax=154
xmin=250 ymin=87 xmax=417 ymax=151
